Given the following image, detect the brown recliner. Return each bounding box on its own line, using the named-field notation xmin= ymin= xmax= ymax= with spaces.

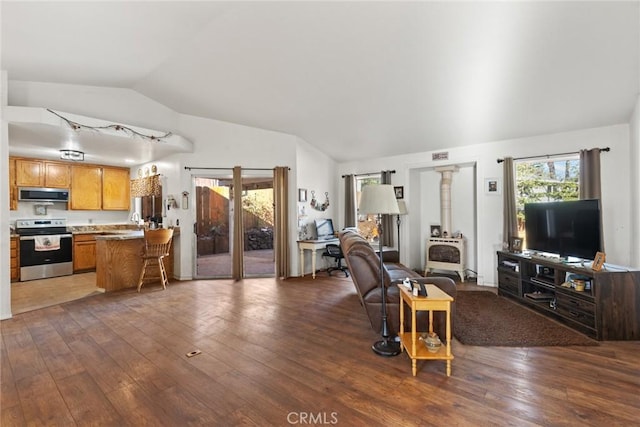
xmin=339 ymin=230 xmax=456 ymax=339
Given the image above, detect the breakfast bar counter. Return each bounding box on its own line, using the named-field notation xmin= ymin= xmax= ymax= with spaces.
xmin=95 ymin=228 xmax=177 ymax=292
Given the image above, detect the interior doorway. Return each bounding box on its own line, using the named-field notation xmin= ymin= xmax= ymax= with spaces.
xmin=193 ymin=171 xmax=275 ymax=279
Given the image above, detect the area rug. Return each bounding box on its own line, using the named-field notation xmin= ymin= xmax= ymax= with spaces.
xmin=453 ymin=291 xmax=598 ymax=346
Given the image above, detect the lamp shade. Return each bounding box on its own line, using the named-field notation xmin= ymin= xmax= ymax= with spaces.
xmin=397 ymin=200 xmax=408 ymax=215
xmin=359 ymin=184 xmax=400 ymax=215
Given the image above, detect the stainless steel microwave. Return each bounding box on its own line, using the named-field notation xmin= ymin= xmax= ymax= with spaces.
xmin=18 ymin=187 xmax=70 ymax=202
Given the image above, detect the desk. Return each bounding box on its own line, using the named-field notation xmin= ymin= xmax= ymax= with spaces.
xmin=398 ymin=284 xmax=454 ymax=376
xmin=298 ymin=239 xmax=339 ymax=279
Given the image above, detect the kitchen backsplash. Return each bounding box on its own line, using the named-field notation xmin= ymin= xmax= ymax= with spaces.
xmin=9 ymin=202 xmax=131 ymax=226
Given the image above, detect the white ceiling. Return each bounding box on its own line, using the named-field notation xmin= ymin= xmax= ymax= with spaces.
xmin=2 ymin=1 xmax=639 ymax=164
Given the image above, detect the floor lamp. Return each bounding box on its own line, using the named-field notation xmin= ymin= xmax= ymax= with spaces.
xmin=396 ymin=200 xmax=408 ymax=260
xmin=359 ymin=184 xmax=401 ymax=357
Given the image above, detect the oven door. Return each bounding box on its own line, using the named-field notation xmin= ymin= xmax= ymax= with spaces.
xmin=19 ymin=234 xmax=73 ymax=281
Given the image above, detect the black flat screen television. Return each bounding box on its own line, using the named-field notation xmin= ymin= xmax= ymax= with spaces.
xmin=524 ymin=199 xmax=601 ymax=260
xmin=315 ymin=219 xmax=335 ymax=240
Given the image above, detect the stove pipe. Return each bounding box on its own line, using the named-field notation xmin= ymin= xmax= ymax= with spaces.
xmin=435 ymin=166 xmax=459 ymax=236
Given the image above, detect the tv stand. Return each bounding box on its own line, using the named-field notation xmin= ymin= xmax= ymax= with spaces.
xmin=497 ymin=251 xmax=640 ymax=340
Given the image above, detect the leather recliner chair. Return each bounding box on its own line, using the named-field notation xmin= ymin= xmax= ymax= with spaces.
xmin=339 ymin=230 xmax=456 ymax=339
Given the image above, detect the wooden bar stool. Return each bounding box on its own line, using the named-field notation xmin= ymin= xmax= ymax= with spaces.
xmin=137 ymin=228 xmax=174 ymax=292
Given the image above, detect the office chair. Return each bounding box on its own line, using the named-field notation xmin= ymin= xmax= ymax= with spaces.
xmin=322 ymin=243 xmax=349 ymax=277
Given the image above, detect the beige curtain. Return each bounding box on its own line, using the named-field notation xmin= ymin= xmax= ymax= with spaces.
xmin=381 ymin=170 xmax=394 ymax=247
xmin=274 ymin=166 xmax=290 ymax=278
xmin=580 ymin=149 xmax=604 ymax=251
xmin=502 ymin=157 xmax=518 ymax=249
xmin=580 ymin=149 xmax=602 ymax=200
xmin=344 ymin=174 xmax=357 ymax=228
xmin=232 ymin=166 xmax=244 ymax=281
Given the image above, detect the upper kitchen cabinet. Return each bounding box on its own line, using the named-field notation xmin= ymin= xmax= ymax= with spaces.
xmin=70 ymin=165 xmax=102 ymax=210
xmin=44 ymin=162 xmax=71 ymax=188
xmin=15 ymin=158 xmax=43 ymax=187
xmin=102 ymin=167 xmax=131 ymax=210
xmin=14 ymin=158 xmax=70 ymax=188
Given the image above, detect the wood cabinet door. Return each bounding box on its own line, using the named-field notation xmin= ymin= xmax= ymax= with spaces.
xmin=71 ymin=166 xmax=102 ymax=210
xmin=15 ymin=159 xmax=43 ymax=187
xmin=44 ymin=162 xmax=71 ymax=188
xmin=74 ymin=236 xmax=97 ymax=272
xmin=9 ymin=157 xmax=17 ymax=210
xmin=10 ymin=237 xmax=19 ymax=281
xmin=102 ymin=167 xmax=131 ymax=210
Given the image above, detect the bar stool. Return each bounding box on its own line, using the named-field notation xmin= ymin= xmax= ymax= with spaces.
xmin=137 ymin=228 xmax=174 ymax=292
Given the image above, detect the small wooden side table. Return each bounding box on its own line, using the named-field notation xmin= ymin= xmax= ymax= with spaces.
xmin=398 ymin=284 xmax=454 ymax=376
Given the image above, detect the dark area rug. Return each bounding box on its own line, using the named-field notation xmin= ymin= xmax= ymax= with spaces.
xmin=454 ymin=291 xmax=598 ymax=346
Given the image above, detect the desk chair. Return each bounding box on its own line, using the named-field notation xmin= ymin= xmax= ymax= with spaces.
xmin=322 ymin=243 xmax=349 ymax=277
xmin=137 ymin=228 xmax=174 ymax=292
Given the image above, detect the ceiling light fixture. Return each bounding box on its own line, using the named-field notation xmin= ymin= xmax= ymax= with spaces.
xmin=60 ymin=149 xmax=85 ymax=161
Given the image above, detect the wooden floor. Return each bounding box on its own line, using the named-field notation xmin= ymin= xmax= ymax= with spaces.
xmin=2 ymin=274 xmax=639 ymax=426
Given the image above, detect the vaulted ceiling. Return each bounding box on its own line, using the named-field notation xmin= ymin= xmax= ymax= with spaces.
xmin=2 ymin=1 xmax=639 ymax=163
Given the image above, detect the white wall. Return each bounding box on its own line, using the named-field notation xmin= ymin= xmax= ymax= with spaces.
xmin=338 ymin=123 xmax=634 ymax=286
xmin=295 ymin=137 xmax=338 ymax=274
xmin=630 ymin=95 xmax=640 ymax=267
xmin=1 ymin=71 xmax=11 ymax=319
xmin=9 ymin=203 xmax=129 ymax=226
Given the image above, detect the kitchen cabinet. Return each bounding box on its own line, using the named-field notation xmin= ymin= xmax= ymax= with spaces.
xmin=102 ymin=167 xmax=131 ymax=210
xmin=10 ymin=156 xmax=131 ymax=211
xmin=15 ymin=158 xmax=43 ymax=187
xmin=11 ymin=236 xmax=19 ymax=281
xmin=14 ymin=158 xmax=70 ymax=188
xmin=44 ymin=162 xmax=71 ymax=188
xmin=9 ymin=158 xmax=16 ymax=210
xmin=70 ymin=165 xmax=102 ymax=210
xmin=73 ymin=234 xmax=97 ymax=272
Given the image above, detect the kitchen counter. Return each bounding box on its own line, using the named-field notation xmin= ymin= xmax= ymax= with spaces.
xmin=95 ymin=228 xmax=178 ymax=292
xmin=94 ymin=230 xmax=144 ymax=240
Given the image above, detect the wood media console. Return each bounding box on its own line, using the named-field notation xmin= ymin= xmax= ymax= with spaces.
xmin=497 ymin=251 xmax=640 ymax=341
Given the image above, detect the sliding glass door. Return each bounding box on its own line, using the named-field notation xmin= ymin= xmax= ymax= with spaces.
xmin=241 ymin=173 xmax=275 ymax=277
xmin=194 ymin=173 xmax=233 ymax=278
xmin=193 ymin=169 xmax=276 ymax=279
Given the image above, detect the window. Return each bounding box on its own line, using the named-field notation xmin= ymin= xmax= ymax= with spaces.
xmin=515 ymin=157 xmax=580 ymax=239
xmin=356 ymin=174 xmax=381 ymax=242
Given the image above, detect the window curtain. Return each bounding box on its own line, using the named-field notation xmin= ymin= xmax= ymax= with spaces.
xmin=344 ymin=174 xmax=357 ymax=228
xmin=130 ymin=174 xmax=161 ymax=197
xmin=579 ymin=149 xmax=602 ymax=200
xmin=232 ymin=166 xmax=244 ymax=281
xmin=502 ymin=157 xmax=518 ymax=249
xmin=580 ymin=149 xmax=604 ymax=251
xmin=274 ymin=166 xmax=290 ymax=278
xmin=381 ymin=170 xmax=394 ymax=247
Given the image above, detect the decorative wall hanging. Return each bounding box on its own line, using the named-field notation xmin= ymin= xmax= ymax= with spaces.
xmin=310 ymin=191 xmax=330 ymax=211
xmin=48 ymin=109 xmax=172 ymax=142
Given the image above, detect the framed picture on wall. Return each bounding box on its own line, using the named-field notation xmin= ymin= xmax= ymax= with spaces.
xmin=298 ymin=188 xmax=307 ymax=202
xmin=394 ymin=186 xmax=404 ymax=199
xmin=485 ymin=178 xmax=501 ymax=195
xmin=430 ymin=225 xmax=441 ymax=237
